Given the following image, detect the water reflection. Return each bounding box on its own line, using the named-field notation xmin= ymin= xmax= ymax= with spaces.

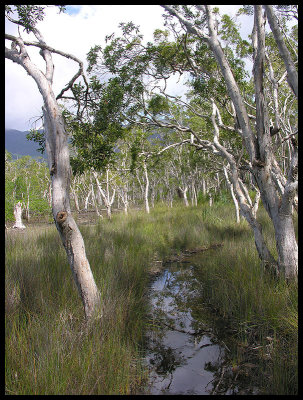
xmin=144 ymin=262 xmax=254 ymax=395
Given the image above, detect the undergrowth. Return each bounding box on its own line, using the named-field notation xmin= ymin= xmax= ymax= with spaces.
xmin=5 ymin=202 xmax=297 ymax=394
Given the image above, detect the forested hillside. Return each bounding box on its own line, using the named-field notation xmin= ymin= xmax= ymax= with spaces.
xmin=5 ymin=129 xmax=47 ymax=160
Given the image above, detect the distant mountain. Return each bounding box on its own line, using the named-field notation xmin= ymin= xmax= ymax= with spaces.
xmin=5 ymin=129 xmax=47 ymax=160
xmin=5 ymin=127 xmax=167 ymax=161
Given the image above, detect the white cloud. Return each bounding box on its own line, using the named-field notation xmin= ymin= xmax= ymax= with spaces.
xmin=5 ymin=5 xmax=256 ymax=131
xmin=5 ymin=5 xmax=167 ymax=130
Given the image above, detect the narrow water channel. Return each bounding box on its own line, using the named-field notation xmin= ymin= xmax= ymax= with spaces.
xmin=143 ymin=260 xmax=259 ymax=395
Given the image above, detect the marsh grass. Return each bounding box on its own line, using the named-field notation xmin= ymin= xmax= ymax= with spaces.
xmin=188 ymin=204 xmax=297 ymax=395
xmin=5 ymin=202 xmax=297 ymax=394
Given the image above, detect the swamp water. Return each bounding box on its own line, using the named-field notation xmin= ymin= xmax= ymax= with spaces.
xmin=143 ymin=258 xmax=259 ymax=395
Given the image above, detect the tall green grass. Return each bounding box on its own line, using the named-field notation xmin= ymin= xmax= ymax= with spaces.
xmin=187 ymin=204 xmax=298 ymax=395
xmin=5 ymin=202 xmax=297 ymax=394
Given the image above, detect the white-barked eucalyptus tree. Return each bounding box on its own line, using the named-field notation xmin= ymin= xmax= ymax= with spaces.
xmin=5 ymin=7 xmax=100 ymax=320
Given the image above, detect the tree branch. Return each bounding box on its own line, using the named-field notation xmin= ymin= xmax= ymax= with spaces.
xmin=263 ymin=5 xmax=298 ymax=97
xmin=5 ymin=33 xmax=89 ymax=101
xmin=161 ymin=5 xmax=209 ymax=40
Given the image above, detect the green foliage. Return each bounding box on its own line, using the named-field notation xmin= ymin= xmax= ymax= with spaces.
xmin=237 ymin=6 xmax=254 ymax=16
xmin=5 ymin=181 xmax=15 ymax=221
xmin=213 ymin=189 xmax=231 ymax=204
xmin=130 ymin=139 xmax=140 ymax=173
xmin=153 ymin=29 xmax=170 ymax=42
xmin=147 ymin=94 xmax=170 ymax=115
xmin=5 ymin=5 xmax=65 ymax=33
xmin=66 ymin=75 xmax=133 ymax=173
xmin=26 ymin=130 xmax=46 ymax=154
xmin=5 ymin=154 xmax=50 ymax=221
xmin=86 ymin=45 xmax=102 ymax=73
xmin=219 ymin=15 xmax=252 ymax=60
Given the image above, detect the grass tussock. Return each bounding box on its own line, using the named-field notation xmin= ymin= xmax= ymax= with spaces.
xmin=5 ymin=202 xmax=297 ymax=394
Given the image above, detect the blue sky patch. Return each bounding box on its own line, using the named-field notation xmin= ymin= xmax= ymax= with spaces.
xmin=65 ymin=5 xmax=81 ymax=16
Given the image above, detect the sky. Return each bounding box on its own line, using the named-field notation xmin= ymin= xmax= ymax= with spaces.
xmin=5 ymin=5 xmax=254 ymax=131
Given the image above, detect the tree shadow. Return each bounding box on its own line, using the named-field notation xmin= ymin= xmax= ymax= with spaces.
xmin=204 ymin=222 xmax=251 ymax=243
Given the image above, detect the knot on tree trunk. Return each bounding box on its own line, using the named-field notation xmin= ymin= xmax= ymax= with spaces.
xmin=56 ymin=211 xmax=68 ymax=224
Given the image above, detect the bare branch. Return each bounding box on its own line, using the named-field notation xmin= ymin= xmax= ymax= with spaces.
xmin=264 ymin=5 xmax=298 ymax=97
xmin=161 ymin=5 xmax=209 ymax=40
xmin=5 ymin=33 xmax=89 ymax=101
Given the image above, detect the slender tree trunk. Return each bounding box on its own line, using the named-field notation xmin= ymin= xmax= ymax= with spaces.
xmin=71 ymin=187 xmax=80 ymax=213
xmin=252 ymin=188 xmax=261 ymax=219
xmin=263 ymin=5 xmax=298 ymax=98
xmin=84 ymin=189 xmax=91 ymax=212
xmin=202 ymin=177 xmax=206 ymax=196
xmin=223 ymin=166 xmax=240 ymax=223
xmin=272 ymin=212 xmax=298 ymax=277
xmin=143 ymin=161 xmax=150 ymax=214
xmin=208 ymin=5 xmax=297 ymax=278
xmin=177 ymin=186 xmax=189 ymax=207
xmin=43 ymin=107 xmax=101 ymax=319
xmin=151 ymin=186 xmax=155 ymax=208
xmin=191 ymin=181 xmax=198 ymax=206
xmin=106 ymin=204 xmax=112 ymax=219
xmin=118 ymin=187 xmax=129 ymax=215
xmin=136 ymin=169 xmax=144 ymax=199
xmin=13 ymin=202 xmax=26 ymax=229
xmin=6 ymin=34 xmax=100 ymax=320
xmin=123 ymin=194 xmax=129 ymax=215
xmin=92 ymin=170 xmax=115 ymax=219
xmin=91 ymin=183 xmax=102 ymax=217
xmin=209 ymin=193 xmax=213 ymax=207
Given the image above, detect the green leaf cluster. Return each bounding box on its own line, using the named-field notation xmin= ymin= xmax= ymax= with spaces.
xmin=5 ymin=5 xmax=65 ymax=33
xmin=26 ymin=130 xmax=46 ymax=154
xmin=148 ymin=94 xmax=170 ymax=115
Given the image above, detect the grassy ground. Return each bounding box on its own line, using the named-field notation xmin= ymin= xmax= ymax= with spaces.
xmin=5 ymin=202 xmax=297 ymax=395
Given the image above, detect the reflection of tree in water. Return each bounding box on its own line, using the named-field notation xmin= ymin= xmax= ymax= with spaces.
xmin=149 ymin=343 xmax=185 ymax=375
xmin=205 ymin=360 xmax=239 ymax=394
xmin=205 ymin=360 xmax=257 ymax=395
xmin=146 ymin=262 xmax=260 ymax=395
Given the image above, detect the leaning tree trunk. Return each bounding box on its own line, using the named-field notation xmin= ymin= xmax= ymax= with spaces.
xmin=251 ymin=6 xmax=298 ymax=278
xmin=160 ymin=5 xmax=297 ymax=278
xmin=43 ymin=101 xmax=100 ymax=321
xmin=263 ymin=5 xmax=298 ymax=98
xmin=204 ymin=5 xmax=297 ymax=279
xmin=5 ymin=33 xmax=100 ymax=320
xmin=210 ymin=102 xmax=278 ymax=272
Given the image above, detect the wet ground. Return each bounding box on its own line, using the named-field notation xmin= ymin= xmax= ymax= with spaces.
xmin=144 ymin=260 xmax=259 ymax=395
